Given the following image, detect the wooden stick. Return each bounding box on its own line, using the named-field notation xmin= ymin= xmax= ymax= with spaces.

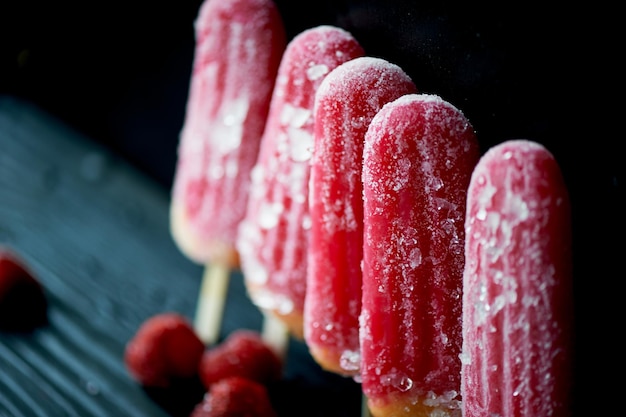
xmin=194 ymin=262 xmax=230 ymax=345
xmin=260 ymin=311 xmax=290 ymax=360
xmin=361 ymin=392 xmax=371 ymax=417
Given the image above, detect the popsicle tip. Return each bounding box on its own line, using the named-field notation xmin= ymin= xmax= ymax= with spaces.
xmin=365 ymin=391 xmax=462 ymax=417
xmin=307 ymin=345 xmax=361 ymax=377
xmin=318 ymin=56 xmax=413 ymax=100
xmin=170 ymin=200 xmax=241 ymax=268
xmin=272 ymin=310 xmax=304 ymax=340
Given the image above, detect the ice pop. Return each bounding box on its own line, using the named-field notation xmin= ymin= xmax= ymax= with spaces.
xmin=460 ymin=140 xmax=573 ymax=417
xmin=171 ymin=0 xmax=286 ymax=267
xmin=304 ymin=57 xmax=417 ymax=377
xmin=360 ymin=94 xmax=480 ymax=417
xmin=169 ymin=0 xmax=286 ymax=344
xmin=236 ymin=25 xmax=365 ymax=341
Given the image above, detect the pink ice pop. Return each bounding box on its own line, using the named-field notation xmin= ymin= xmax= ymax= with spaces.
xmin=304 ymin=57 xmax=417 ymax=377
xmin=236 ymin=25 xmax=365 ymax=340
xmin=360 ymin=93 xmax=480 ymax=417
xmin=170 ymin=0 xmax=286 ymax=268
xmin=461 ymin=140 xmax=573 ymax=417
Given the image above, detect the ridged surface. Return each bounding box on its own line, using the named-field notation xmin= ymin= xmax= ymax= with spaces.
xmin=0 ymin=96 xmax=360 ymax=417
xmin=461 ymin=140 xmax=573 ymax=417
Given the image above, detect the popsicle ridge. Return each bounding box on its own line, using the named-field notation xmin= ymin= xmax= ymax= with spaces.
xmin=361 ymin=94 xmax=480 ymax=417
xmin=170 ymin=0 xmax=286 ymax=267
xmin=461 ymin=140 xmax=573 ymax=417
xmin=305 ymin=57 xmax=417 ymax=377
xmin=237 ymin=25 xmax=365 ymax=339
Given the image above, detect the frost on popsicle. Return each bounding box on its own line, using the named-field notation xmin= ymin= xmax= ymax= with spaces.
xmin=306 ymin=57 xmax=417 ymax=377
xmin=170 ymin=0 xmax=286 ymax=267
xmin=461 ymin=140 xmax=573 ymax=417
xmin=170 ymin=0 xmax=287 ymax=346
xmin=237 ymin=25 xmax=365 ymax=340
xmin=361 ymin=94 xmax=480 ymax=417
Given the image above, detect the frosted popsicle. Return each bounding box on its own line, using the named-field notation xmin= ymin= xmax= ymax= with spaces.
xmin=461 ymin=139 xmax=573 ymax=417
xmin=170 ymin=0 xmax=286 ymax=268
xmin=237 ymin=25 xmax=365 ymax=340
xmin=169 ymin=0 xmax=286 ymax=344
xmin=361 ymin=94 xmax=480 ymax=417
xmin=304 ymin=57 xmax=417 ymax=377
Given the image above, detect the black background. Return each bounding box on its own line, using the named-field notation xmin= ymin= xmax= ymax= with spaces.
xmin=1 ymin=1 xmax=622 ymax=415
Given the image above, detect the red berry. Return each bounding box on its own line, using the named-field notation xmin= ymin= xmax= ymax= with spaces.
xmin=190 ymin=376 xmax=277 ymax=417
xmin=198 ymin=329 xmax=282 ymax=390
xmin=124 ymin=312 xmax=205 ymax=387
xmin=0 ymin=247 xmax=47 ymax=332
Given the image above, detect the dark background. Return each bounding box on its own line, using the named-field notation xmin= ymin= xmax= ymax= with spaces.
xmin=1 ymin=1 xmax=622 ymax=415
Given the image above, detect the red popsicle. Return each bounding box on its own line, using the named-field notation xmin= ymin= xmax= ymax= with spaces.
xmin=170 ymin=0 xmax=286 ymax=267
xmin=169 ymin=0 xmax=286 ymax=345
xmin=304 ymin=57 xmax=417 ymax=377
xmin=361 ymin=94 xmax=480 ymax=417
xmin=236 ymin=25 xmax=365 ymax=341
xmin=461 ymin=140 xmax=573 ymax=417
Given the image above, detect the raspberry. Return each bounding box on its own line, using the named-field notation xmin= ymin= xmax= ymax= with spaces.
xmin=190 ymin=376 xmax=278 ymax=417
xmin=198 ymin=329 xmax=282 ymax=389
xmin=0 ymin=247 xmax=48 ymax=332
xmin=124 ymin=312 xmax=205 ymax=387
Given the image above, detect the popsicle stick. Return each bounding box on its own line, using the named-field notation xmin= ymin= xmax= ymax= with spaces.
xmin=260 ymin=311 xmax=290 ymax=360
xmin=361 ymin=394 xmax=371 ymax=417
xmin=194 ymin=262 xmax=230 ymax=345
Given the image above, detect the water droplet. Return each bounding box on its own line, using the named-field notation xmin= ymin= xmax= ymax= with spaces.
xmin=82 ymin=379 xmax=100 ymax=396
xmin=409 ymin=247 xmax=422 ymax=268
xmin=394 ymin=375 xmax=413 ymax=392
xmin=430 ymin=176 xmax=444 ymax=191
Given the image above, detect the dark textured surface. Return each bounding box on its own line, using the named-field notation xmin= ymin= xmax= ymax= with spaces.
xmin=0 ymin=97 xmax=361 ymax=417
